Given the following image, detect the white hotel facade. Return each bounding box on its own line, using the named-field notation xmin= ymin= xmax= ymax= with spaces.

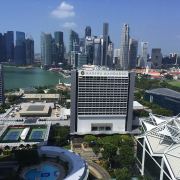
xmin=70 ymin=66 xmax=135 ymax=134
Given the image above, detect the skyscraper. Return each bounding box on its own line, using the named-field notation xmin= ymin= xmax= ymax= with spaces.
xmin=0 ymin=33 xmax=5 ymax=62
xmin=151 ymin=48 xmax=162 ymax=68
xmin=129 ymin=38 xmax=138 ymax=69
xmin=102 ymin=23 xmax=109 ymax=66
xmin=77 ymin=53 xmax=87 ymax=68
xmin=69 ymin=30 xmax=79 ymax=67
xmin=5 ymin=31 xmax=14 ymax=62
xmin=79 ymin=38 xmax=85 ymax=53
xmin=69 ymin=30 xmax=79 ymax=53
xmin=71 ymin=66 xmax=135 ymax=134
xmin=41 ymin=33 xmax=53 ymax=67
xmin=85 ymin=26 xmax=91 ymax=37
xmin=119 ymin=24 xmax=130 ymax=70
xmin=85 ymin=37 xmax=94 ymax=64
xmin=54 ymin=31 xmax=64 ymax=64
xmin=93 ymin=37 xmax=103 ymax=66
xmin=107 ymin=42 xmax=114 ymax=68
xmin=14 ymin=31 xmax=26 ymax=65
xmin=70 ymin=51 xmax=78 ymax=68
xmin=25 ymin=38 xmax=34 ymax=65
xmin=0 ymin=64 xmax=4 ymax=105
xmin=114 ymin=49 xmax=121 ymax=67
xmin=141 ymin=42 xmax=148 ymax=68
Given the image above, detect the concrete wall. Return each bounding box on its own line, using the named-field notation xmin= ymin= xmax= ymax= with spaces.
xmin=77 ymin=116 xmax=126 ymax=134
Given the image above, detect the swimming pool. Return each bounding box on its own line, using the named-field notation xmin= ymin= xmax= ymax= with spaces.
xmin=24 ymin=163 xmax=60 ymax=180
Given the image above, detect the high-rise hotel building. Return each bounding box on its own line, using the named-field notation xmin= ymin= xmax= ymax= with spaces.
xmin=70 ymin=65 xmax=135 ymax=134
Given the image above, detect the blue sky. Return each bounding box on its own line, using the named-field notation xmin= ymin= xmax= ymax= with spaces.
xmin=1 ymin=0 xmax=180 ymax=54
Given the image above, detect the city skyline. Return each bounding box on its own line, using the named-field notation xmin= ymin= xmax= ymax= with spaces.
xmin=1 ymin=0 xmax=180 ymax=54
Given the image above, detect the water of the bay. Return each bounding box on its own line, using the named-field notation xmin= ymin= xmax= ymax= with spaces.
xmin=4 ymin=66 xmax=70 ymax=90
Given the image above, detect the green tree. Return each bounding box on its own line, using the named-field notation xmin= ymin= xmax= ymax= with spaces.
xmin=120 ymin=135 xmax=134 ymax=146
xmin=49 ymin=126 xmax=70 ymax=147
xmin=4 ymin=145 xmax=10 ymax=151
xmin=1 ymin=104 xmax=10 ymax=109
xmin=48 ymin=89 xmax=57 ymax=94
xmin=84 ymin=135 xmax=97 ymax=145
xmin=36 ymin=89 xmax=44 ymax=93
xmin=119 ymin=145 xmax=134 ymax=168
xmin=0 ymin=106 xmax=5 ymax=114
xmin=14 ymin=149 xmax=40 ymax=166
xmin=8 ymin=95 xmax=20 ymax=104
xmin=153 ymin=107 xmax=173 ymax=116
xmin=102 ymin=143 xmax=117 ymax=161
xmin=114 ymin=167 xmax=131 ymax=180
xmin=164 ymin=74 xmax=173 ymax=80
xmin=134 ymin=110 xmax=149 ymax=117
xmin=92 ymin=146 xmax=100 ymax=155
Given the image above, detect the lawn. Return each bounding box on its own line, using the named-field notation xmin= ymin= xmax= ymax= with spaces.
xmin=168 ymin=80 xmax=180 ymax=87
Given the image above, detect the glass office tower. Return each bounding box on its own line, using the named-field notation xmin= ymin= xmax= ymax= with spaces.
xmin=14 ymin=31 xmax=26 ymax=65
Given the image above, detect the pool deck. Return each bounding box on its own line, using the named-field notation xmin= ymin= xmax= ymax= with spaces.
xmin=21 ymin=160 xmax=66 ymax=180
xmin=39 ymin=146 xmax=89 ymax=180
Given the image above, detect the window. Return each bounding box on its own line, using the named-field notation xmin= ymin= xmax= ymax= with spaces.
xmin=91 ymin=127 xmax=98 ymax=131
xmin=91 ymin=124 xmax=112 ymax=131
xmin=105 ymin=126 xmax=111 ymax=131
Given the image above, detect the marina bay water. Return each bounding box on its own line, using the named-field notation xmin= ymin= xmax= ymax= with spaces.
xmin=4 ymin=66 xmax=70 ymax=90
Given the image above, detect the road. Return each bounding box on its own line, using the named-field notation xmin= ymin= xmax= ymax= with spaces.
xmin=72 ymin=142 xmax=111 ymax=180
xmin=87 ymin=160 xmax=111 ymax=180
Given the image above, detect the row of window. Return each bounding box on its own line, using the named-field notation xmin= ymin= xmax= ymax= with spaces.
xmin=78 ymin=104 xmax=127 ymax=107
xmin=78 ymin=88 xmax=128 ymax=90
xmin=78 ymin=107 xmax=127 ymax=109
xmin=91 ymin=126 xmax=112 ymax=131
xmin=78 ymin=94 xmax=128 ymax=97
xmin=78 ymin=82 xmax=129 ymax=85
xmin=78 ymin=90 xmax=129 ymax=92
xmin=78 ymin=98 xmax=128 ymax=101
xmin=78 ymin=87 xmax=128 ymax=90
xmin=78 ymin=112 xmax=126 ymax=115
xmin=79 ymin=77 xmax=129 ymax=80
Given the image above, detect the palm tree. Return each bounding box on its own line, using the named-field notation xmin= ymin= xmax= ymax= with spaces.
xmin=19 ymin=144 xmax=25 ymax=149
xmin=12 ymin=147 xmax=17 ymax=152
xmin=4 ymin=145 xmax=10 ymax=151
xmin=26 ymin=144 xmax=31 ymax=149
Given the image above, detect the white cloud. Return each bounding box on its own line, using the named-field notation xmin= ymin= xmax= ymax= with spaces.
xmin=62 ymin=22 xmax=77 ymax=28
xmin=51 ymin=1 xmax=75 ymax=19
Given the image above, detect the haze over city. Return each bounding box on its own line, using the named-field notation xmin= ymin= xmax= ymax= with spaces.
xmin=1 ymin=0 xmax=180 ymax=54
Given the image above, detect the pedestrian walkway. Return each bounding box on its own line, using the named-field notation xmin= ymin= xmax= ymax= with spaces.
xmin=72 ymin=141 xmax=111 ymax=180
